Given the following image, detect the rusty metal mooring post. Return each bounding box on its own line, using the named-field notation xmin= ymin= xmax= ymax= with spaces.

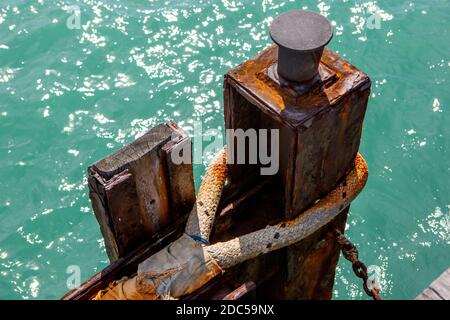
xmin=224 ymin=9 xmax=371 ymax=299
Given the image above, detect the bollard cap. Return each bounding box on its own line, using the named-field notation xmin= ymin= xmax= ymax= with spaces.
xmin=269 ymin=10 xmax=333 ymax=83
xmin=270 ymin=10 xmax=333 ymax=52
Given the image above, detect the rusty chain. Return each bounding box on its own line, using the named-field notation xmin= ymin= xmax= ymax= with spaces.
xmin=335 ymin=229 xmax=382 ymax=300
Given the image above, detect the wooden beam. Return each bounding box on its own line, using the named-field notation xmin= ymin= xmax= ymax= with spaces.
xmin=62 ymin=216 xmax=187 ymax=300
xmin=223 ymin=45 xmax=370 ymax=299
xmin=416 ymin=268 xmax=450 ymax=300
xmin=222 ymin=282 xmax=257 ymax=300
xmin=88 ymin=121 xmax=195 ymax=261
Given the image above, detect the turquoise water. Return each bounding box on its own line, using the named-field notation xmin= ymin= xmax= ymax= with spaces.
xmin=0 ymin=0 xmax=448 ymax=300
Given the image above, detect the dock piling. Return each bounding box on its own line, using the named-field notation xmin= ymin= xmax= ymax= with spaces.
xmin=88 ymin=121 xmax=195 ymax=261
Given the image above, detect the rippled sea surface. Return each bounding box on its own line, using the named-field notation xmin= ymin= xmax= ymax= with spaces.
xmin=0 ymin=0 xmax=448 ymax=299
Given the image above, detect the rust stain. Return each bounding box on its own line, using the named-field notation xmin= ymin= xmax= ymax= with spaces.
xmin=183 ymin=259 xmax=224 ymax=296
xmin=294 ymin=236 xmax=337 ymax=299
xmin=279 ymin=153 xmax=368 ymax=228
xmin=226 ymin=45 xmax=369 ymax=129
xmin=337 ymin=99 xmax=350 ymax=155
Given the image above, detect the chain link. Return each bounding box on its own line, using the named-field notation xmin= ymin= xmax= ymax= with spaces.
xmin=335 ymin=229 xmax=382 ymax=300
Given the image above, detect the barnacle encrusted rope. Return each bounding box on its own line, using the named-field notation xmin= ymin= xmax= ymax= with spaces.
xmin=185 ymin=147 xmax=227 ymax=243
xmin=204 ymin=153 xmax=368 ymax=269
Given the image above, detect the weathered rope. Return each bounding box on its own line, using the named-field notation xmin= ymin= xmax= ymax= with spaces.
xmin=205 ymin=153 xmax=368 ymax=269
xmin=185 ymin=147 xmax=227 ymax=242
